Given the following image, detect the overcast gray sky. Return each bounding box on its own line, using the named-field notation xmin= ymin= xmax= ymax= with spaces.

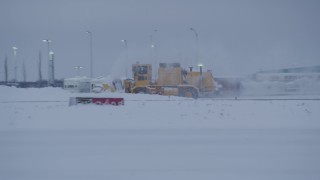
xmin=1 ymin=0 xmax=320 ymax=81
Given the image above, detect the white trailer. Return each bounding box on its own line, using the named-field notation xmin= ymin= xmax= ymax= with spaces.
xmin=63 ymin=77 xmax=91 ymax=93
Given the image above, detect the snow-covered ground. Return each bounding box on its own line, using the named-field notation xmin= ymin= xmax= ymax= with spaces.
xmin=1 ymin=86 xmax=320 ymax=180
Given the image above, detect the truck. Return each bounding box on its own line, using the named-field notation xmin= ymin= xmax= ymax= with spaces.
xmin=124 ymin=62 xmax=216 ymax=98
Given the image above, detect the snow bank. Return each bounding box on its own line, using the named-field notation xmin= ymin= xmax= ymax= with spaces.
xmin=0 ymin=85 xmax=187 ymax=102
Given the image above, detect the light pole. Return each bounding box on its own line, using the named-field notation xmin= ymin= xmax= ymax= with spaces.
xmin=190 ymin=27 xmax=199 ymax=66
xmin=4 ymin=54 xmax=8 ymax=83
xmin=74 ymin=66 xmax=83 ymax=77
xmin=12 ymin=47 xmax=18 ymax=82
xmin=22 ymin=59 xmax=27 ymax=82
xmin=86 ymin=31 xmax=93 ymax=78
xmin=150 ymin=29 xmax=158 ymax=49
xmin=42 ymin=39 xmax=51 ymax=56
xmin=198 ymin=63 xmax=203 ymax=91
xmin=43 ymin=39 xmax=54 ymax=86
xmin=150 ymin=29 xmax=158 ymax=80
xmin=198 ymin=63 xmax=203 ymax=75
xmin=38 ymin=51 xmax=42 ymax=82
xmin=121 ymin=39 xmax=129 ymax=77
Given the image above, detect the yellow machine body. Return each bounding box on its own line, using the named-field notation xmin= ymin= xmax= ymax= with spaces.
xmin=126 ymin=62 xmax=216 ymax=98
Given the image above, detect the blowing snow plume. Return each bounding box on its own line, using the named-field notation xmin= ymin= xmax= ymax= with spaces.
xmin=240 ymin=74 xmax=320 ymax=97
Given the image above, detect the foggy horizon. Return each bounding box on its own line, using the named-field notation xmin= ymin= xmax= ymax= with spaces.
xmin=1 ymin=0 xmax=320 ymax=81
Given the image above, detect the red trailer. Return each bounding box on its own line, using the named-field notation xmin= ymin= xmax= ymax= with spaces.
xmin=69 ymin=97 xmax=124 ymax=106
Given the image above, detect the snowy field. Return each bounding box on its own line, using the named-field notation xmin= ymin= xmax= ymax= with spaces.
xmin=1 ymin=86 xmax=320 ymax=180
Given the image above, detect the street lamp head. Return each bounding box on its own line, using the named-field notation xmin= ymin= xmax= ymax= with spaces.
xmin=12 ymin=47 xmax=18 ymax=50
xmin=190 ymin=28 xmax=198 ymax=37
xmin=43 ymin=39 xmax=51 ymax=43
xmin=198 ymin=63 xmax=203 ymax=67
xmin=121 ymin=39 xmax=127 ymax=43
xmin=86 ymin=31 xmax=91 ymax=34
